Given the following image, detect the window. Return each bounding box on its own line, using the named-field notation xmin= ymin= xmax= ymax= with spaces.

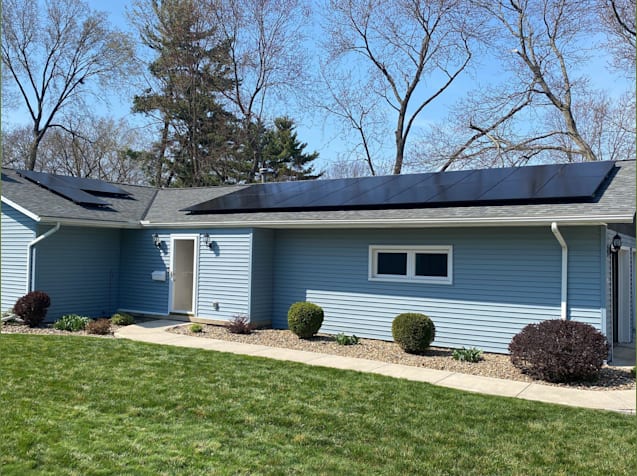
xmin=369 ymin=246 xmax=452 ymax=284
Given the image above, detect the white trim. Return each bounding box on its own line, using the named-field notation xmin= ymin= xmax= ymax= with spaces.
xmin=140 ymin=214 xmax=634 ymax=229
xmin=27 ymin=223 xmax=61 ymax=292
xmin=368 ymin=245 xmax=453 ymax=285
xmin=551 ymin=222 xmax=568 ymax=320
xmin=1 ymin=196 xmax=41 ymax=222
xmin=168 ymin=234 xmax=199 ymax=315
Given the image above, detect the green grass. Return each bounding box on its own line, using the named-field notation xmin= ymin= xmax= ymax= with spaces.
xmin=1 ymin=335 xmax=634 ymax=475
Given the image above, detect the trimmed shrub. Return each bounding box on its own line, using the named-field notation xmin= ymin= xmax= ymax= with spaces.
xmin=13 ymin=291 xmax=51 ymax=327
xmin=111 ymin=312 xmax=135 ymax=326
xmin=452 ymin=347 xmax=483 ymax=363
xmin=226 ymin=315 xmax=252 ymax=335
xmin=509 ymin=319 xmax=608 ymax=383
xmin=335 ymin=333 xmax=359 ymax=346
xmin=190 ymin=323 xmax=203 ymax=333
xmin=288 ymin=302 xmax=324 ymax=339
xmin=86 ymin=318 xmax=111 ymax=335
xmin=54 ymin=314 xmax=89 ymax=332
xmin=392 ymin=313 xmax=435 ymax=354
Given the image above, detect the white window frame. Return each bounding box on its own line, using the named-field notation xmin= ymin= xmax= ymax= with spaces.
xmin=368 ymin=245 xmax=453 ymax=284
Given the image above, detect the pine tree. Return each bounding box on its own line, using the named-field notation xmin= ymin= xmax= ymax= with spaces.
xmin=261 ymin=117 xmax=321 ymax=181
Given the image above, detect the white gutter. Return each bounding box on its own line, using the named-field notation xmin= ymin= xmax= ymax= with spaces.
xmin=26 ymin=223 xmax=61 ymax=292
xmin=551 ymin=222 xmax=568 ymax=320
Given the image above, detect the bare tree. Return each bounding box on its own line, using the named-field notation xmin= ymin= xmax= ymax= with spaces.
xmin=598 ymin=0 xmax=636 ymax=72
xmin=2 ymin=115 xmax=148 ymax=184
xmin=1 ymin=0 xmax=137 ymax=171
xmin=210 ymin=0 xmax=311 ymax=178
xmin=320 ymin=0 xmax=476 ymax=174
xmin=423 ymin=0 xmax=623 ymax=171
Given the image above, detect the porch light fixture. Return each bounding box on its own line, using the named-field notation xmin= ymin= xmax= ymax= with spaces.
xmin=152 ymin=233 xmax=162 ymax=248
xmin=203 ymin=233 xmax=214 ymax=249
xmin=610 ymin=234 xmax=622 ymax=253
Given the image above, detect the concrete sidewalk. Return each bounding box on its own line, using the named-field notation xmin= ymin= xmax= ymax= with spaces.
xmin=115 ymin=320 xmax=636 ymax=414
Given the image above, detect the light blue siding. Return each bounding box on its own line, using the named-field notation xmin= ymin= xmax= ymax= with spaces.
xmin=119 ymin=229 xmax=170 ymax=314
xmin=249 ymin=229 xmax=274 ymax=325
xmin=34 ymin=226 xmax=121 ymax=320
xmin=271 ymin=227 xmax=603 ymax=353
xmin=119 ymin=228 xmax=252 ymax=320
xmin=1 ymin=204 xmax=36 ymax=311
xmin=195 ymin=229 xmax=251 ymax=320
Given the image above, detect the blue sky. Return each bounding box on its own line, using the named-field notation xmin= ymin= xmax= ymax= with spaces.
xmin=3 ymin=0 xmax=632 ymax=173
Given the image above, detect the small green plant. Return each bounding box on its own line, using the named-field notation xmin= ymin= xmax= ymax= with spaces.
xmin=190 ymin=323 xmax=203 ymax=333
xmin=226 ymin=314 xmax=252 ymax=334
xmin=392 ymin=313 xmax=435 ymax=354
xmin=452 ymin=347 xmax=483 ymax=362
xmin=86 ymin=318 xmax=111 ymax=335
xmin=335 ymin=333 xmax=359 ymax=345
xmin=288 ymin=302 xmax=324 ymax=339
xmin=111 ymin=312 xmax=135 ymax=326
xmin=13 ymin=291 xmax=51 ymax=327
xmin=631 ymin=366 xmax=635 ymax=378
xmin=54 ymin=314 xmax=89 ymax=332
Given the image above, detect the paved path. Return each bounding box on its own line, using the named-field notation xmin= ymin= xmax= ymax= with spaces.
xmin=116 ymin=320 xmax=636 ymax=414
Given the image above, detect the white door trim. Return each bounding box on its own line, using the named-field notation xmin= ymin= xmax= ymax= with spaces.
xmin=169 ymin=234 xmax=199 ymax=314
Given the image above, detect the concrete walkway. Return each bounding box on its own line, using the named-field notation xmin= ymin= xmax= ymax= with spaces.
xmin=115 ymin=320 xmax=636 ymax=415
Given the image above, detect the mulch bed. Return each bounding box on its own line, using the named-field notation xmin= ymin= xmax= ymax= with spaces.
xmin=168 ymin=323 xmax=636 ymax=391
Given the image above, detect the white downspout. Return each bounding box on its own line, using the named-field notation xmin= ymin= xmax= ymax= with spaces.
xmin=26 ymin=223 xmax=61 ymax=292
xmin=551 ymin=222 xmax=568 ymax=320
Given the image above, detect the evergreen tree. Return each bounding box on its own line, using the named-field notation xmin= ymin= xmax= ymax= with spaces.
xmin=133 ymin=0 xmax=242 ymax=186
xmin=261 ymin=117 xmax=321 ymax=181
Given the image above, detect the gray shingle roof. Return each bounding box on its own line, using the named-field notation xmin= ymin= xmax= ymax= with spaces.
xmin=2 ymin=161 xmax=635 ymax=228
xmin=1 ymin=169 xmax=157 ymax=226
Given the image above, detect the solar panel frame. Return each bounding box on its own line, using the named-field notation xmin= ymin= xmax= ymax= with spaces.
xmin=17 ymin=170 xmax=113 ymax=206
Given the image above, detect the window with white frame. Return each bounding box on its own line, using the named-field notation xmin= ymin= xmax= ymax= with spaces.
xmin=369 ymin=246 xmax=452 ymax=284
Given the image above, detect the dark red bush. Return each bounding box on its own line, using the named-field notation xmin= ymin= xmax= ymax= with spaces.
xmin=13 ymin=291 xmax=51 ymax=327
xmin=509 ymin=319 xmax=608 ymax=383
xmin=86 ymin=318 xmax=111 ymax=335
xmin=226 ymin=314 xmax=252 ymax=334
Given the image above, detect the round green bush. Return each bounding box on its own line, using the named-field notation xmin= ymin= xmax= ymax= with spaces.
xmin=509 ymin=319 xmax=608 ymax=383
xmin=392 ymin=313 xmax=435 ymax=354
xmin=288 ymin=302 xmax=324 ymax=339
xmin=111 ymin=312 xmax=135 ymax=326
xmin=54 ymin=314 xmax=89 ymax=332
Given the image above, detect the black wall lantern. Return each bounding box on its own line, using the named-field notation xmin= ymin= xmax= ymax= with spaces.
xmin=203 ymin=233 xmax=214 ymax=249
xmin=152 ymin=233 xmax=162 ymax=248
xmin=610 ymin=234 xmax=622 ymax=253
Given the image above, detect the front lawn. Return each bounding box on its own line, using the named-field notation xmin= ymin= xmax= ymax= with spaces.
xmin=1 ymin=335 xmax=634 ymax=475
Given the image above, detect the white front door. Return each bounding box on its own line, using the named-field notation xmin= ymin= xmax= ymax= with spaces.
xmin=617 ymin=249 xmax=632 ymax=343
xmin=170 ymin=236 xmax=197 ymax=314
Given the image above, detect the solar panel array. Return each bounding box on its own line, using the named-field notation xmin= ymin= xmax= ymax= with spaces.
xmin=17 ymin=170 xmax=131 ymax=206
xmin=184 ymin=161 xmax=615 ymax=214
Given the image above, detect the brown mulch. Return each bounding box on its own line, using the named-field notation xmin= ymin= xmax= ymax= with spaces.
xmin=168 ymin=324 xmax=636 ymax=391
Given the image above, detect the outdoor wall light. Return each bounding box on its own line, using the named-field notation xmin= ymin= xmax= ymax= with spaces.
xmin=203 ymin=233 xmax=214 ymax=249
xmin=610 ymin=234 xmax=622 ymax=253
xmin=152 ymin=233 xmax=162 ymax=248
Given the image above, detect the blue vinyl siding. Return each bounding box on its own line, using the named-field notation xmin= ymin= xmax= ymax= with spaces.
xmin=249 ymin=229 xmax=274 ymax=324
xmin=119 ymin=229 xmax=251 ymax=319
xmin=34 ymin=226 xmax=121 ymax=320
xmin=271 ymin=226 xmax=603 ymax=353
xmin=119 ymin=229 xmax=170 ymax=314
xmin=1 ymin=204 xmax=36 ymax=311
xmin=196 ymin=229 xmax=251 ymax=320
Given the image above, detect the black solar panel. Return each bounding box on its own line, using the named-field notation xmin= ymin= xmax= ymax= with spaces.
xmin=16 ymin=170 xmax=128 ymax=206
xmin=183 ymin=161 xmax=616 ymax=214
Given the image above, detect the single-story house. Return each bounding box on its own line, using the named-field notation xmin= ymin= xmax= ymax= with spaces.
xmin=2 ymin=160 xmax=635 ymax=357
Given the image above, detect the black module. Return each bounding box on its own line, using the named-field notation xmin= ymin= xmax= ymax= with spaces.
xmin=183 ymin=160 xmax=616 ymax=214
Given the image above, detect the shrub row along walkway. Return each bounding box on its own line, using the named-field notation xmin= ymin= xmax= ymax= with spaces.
xmin=116 ymin=320 xmax=636 ymax=414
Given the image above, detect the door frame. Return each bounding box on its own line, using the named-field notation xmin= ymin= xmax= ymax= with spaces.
xmin=168 ymin=234 xmax=199 ymax=315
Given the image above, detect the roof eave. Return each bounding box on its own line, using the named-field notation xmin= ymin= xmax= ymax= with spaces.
xmin=139 ymin=214 xmax=635 ymax=229
xmin=1 ymin=196 xmax=41 ymax=222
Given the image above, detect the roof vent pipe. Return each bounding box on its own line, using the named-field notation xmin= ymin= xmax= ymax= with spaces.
xmin=551 ymin=222 xmax=568 ymax=320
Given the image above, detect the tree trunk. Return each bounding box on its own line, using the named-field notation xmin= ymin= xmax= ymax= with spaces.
xmin=26 ymin=129 xmax=44 ymax=170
